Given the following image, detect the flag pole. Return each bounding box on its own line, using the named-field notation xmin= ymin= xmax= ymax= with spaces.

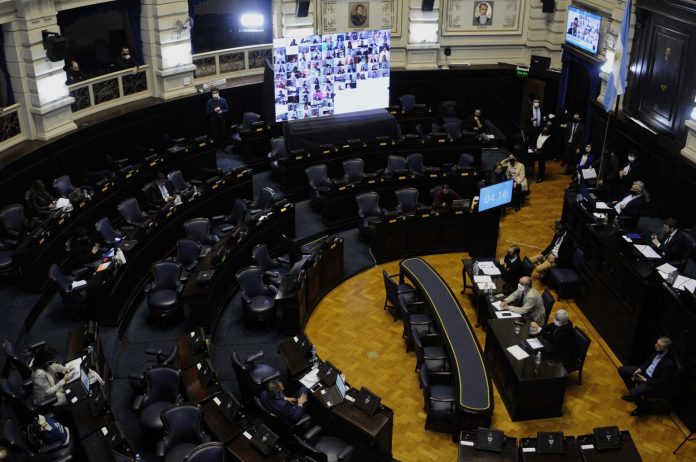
xmin=598 ymin=94 xmax=620 ymax=184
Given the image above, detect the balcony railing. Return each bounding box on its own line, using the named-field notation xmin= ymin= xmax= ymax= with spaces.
xmin=68 ymin=65 xmax=151 ymax=117
xmin=192 ymin=44 xmax=272 ymax=83
xmin=0 ymin=104 xmax=24 ymax=148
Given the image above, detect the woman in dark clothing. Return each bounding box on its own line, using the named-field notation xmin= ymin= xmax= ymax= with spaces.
xmin=27 ymin=180 xmax=56 ymax=213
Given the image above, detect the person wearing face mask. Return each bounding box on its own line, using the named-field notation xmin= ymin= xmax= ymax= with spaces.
xmin=499 ymin=245 xmax=522 ymax=294
xmin=31 ymin=347 xmax=75 ymax=407
xmin=527 ymin=97 xmax=547 ymax=141
xmin=116 ymin=46 xmax=138 ymax=70
xmin=530 ymin=221 xmax=573 ymax=279
xmin=533 ymin=125 xmax=553 ymax=183
xmin=206 ymin=86 xmax=229 ymax=148
xmin=612 ymin=180 xmax=647 ymax=220
xmin=575 ymin=143 xmax=596 ymax=183
xmin=617 ymin=336 xmax=676 ymax=416
xmin=563 ymin=112 xmax=584 ymax=174
xmin=65 ymin=60 xmax=87 ymax=85
xmin=464 ymin=108 xmax=486 ymax=133
xmin=500 ymin=276 xmax=546 ymax=325
xmin=529 ymin=310 xmax=577 ymax=370
xmin=618 ymin=150 xmax=642 ymax=198
xmin=503 ymin=155 xmax=527 ymax=211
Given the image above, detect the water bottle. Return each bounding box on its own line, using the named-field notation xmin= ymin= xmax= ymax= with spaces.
xmin=311 ymin=346 xmax=318 ymax=366
xmin=535 ymin=351 xmax=542 ymax=365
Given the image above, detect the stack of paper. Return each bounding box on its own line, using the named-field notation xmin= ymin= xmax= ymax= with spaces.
xmin=634 ymin=244 xmax=661 ymax=259
xmin=491 ymin=301 xmax=503 ymax=311
xmin=476 ymin=282 xmax=496 ymax=291
xmin=473 ymin=275 xmax=492 ymax=283
xmin=300 ymin=366 xmax=320 ymax=388
xmin=526 ymin=338 xmax=544 ymax=349
xmin=595 ymin=201 xmax=611 ymax=210
xmin=581 ymin=168 xmax=597 ymax=180
xmin=657 ymin=262 xmax=678 ymax=280
xmin=495 ymin=311 xmax=521 ymax=319
xmin=673 ymin=275 xmax=696 ymax=293
xmin=506 ymin=345 xmax=529 ymax=360
xmin=477 ymin=261 xmax=501 ymax=276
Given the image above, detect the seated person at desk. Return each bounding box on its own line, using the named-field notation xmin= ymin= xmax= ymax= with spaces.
xmin=27 ymin=180 xmax=57 ymax=213
xmin=31 ymin=347 xmax=76 ymax=407
xmin=262 ymin=379 xmax=309 ymax=424
xmin=432 ymin=184 xmax=461 ymax=208
xmin=464 ymin=108 xmax=486 ymax=133
xmin=529 ymin=309 xmax=577 ymax=370
xmin=501 ymin=276 xmax=546 ymax=325
xmin=612 ymin=180 xmax=647 ymax=219
xmin=530 ymin=221 xmax=573 ymax=279
xmin=146 ymin=172 xmax=176 ymax=207
xmin=499 ymin=245 xmax=522 ymax=294
xmin=618 ymin=336 xmax=677 ymax=416
xmin=68 ymin=227 xmax=101 ymax=267
xmin=651 ymin=217 xmax=692 ymax=270
xmin=504 ymin=155 xmax=527 ymax=211
xmin=575 ymin=143 xmax=596 ymax=182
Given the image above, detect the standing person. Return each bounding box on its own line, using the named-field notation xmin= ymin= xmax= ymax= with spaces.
xmin=533 ymin=125 xmax=553 ymax=183
xmin=592 ymin=150 xmax=620 ymax=192
xmin=527 ymin=97 xmax=547 ymax=142
xmin=618 ymin=150 xmax=642 ymax=198
xmin=116 ymin=46 xmax=138 ymax=70
xmin=563 ymin=113 xmax=584 ymax=175
xmin=206 ymin=87 xmax=229 ymax=149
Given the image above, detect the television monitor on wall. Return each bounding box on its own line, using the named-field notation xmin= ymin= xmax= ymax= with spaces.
xmin=565 ymin=5 xmax=602 ymax=55
xmin=272 ymin=29 xmax=391 ymax=122
xmin=478 ymin=180 xmax=513 ymax=212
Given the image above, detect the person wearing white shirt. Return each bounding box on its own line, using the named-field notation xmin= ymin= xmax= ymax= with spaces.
xmin=533 ymin=125 xmax=553 ymax=183
xmin=530 ymin=221 xmax=572 ymax=278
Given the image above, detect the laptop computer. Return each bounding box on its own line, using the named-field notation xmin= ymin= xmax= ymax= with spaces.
xmin=537 ymin=432 xmax=564 ymax=454
xmin=250 ymin=424 xmax=279 ymax=456
xmin=212 ymin=392 xmax=241 ymax=423
xmin=315 ymin=373 xmax=347 ymax=408
xmin=593 ymin=426 xmax=621 ymax=450
xmin=354 ymin=387 xmax=381 ymax=416
xmin=475 ymin=428 xmax=504 ymax=453
xmin=318 ymin=361 xmax=339 ymax=387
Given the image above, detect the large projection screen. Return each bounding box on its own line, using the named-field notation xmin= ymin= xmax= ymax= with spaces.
xmin=272 ymin=30 xmax=391 ymax=122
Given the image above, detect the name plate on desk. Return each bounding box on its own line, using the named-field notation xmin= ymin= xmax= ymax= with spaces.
xmin=398 ymin=176 xmax=406 ymax=180
xmin=255 ymin=128 xmax=263 ymax=132
xmin=460 ymin=441 xmax=474 ymax=447
xmin=368 ymin=180 xmax=375 ymax=184
xmin=461 ymin=171 xmax=470 ymax=176
xmin=338 ymin=186 xmax=346 ymax=191
xmin=429 ymin=174 xmax=439 ymax=178
xmin=199 ymin=142 xmax=207 ymax=147
xmin=388 ymin=219 xmax=397 ymax=224
xmin=437 ymin=138 xmax=446 ymax=143
xmin=295 ymin=155 xmax=303 ymax=160
xmin=322 ymin=149 xmax=332 ymax=154
xmin=236 ymin=172 xmax=245 ymax=178
xmin=212 ymin=183 xmax=219 ymax=189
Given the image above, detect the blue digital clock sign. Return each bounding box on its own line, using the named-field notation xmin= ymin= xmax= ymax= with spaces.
xmin=478 ymin=180 xmax=513 ymax=212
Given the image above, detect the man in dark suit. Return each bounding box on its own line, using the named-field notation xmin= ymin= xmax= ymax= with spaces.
xmin=146 ymin=172 xmax=175 ymax=208
xmin=530 ymin=221 xmax=573 ymax=279
xmin=618 ymin=336 xmax=677 ymax=416
xmin=562 ymin=113 xmax=584 ymax=175
xmin=527 ymin=97 xmax=547 ymax=141
xmin=618 ymin=150 xmax=642 ymax=198
xmin=533 ymin=125 xmax=553 ymax=183
xmin=499 ymin=245 xmax=522 ymax=294
xmin=463 ymin=108 xmax=486 ymax=134
xmin=651 ymin=218 xmax=692 ymax=271
xmin=613 ymin=180 xmax=646 ymax=221
xmin=530 ymin=309 xmax=578 ymax=370
xmin=261 ymin=379 xmax=308 ymax=424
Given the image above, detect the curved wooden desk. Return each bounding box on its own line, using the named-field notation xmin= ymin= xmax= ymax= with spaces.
xmin=399 ymin=257 xmax=493 ymax=433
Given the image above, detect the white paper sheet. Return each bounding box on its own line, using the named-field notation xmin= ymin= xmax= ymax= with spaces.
xmin=473 ymin=275 xmax=492 ymax=283
xmin=476 ymin=282 xmax=496 ymax=291
xmin=300 ymin=366 xmax=320 ymax=388
xmin=495 ymin=311 xmax=521 ymax=319
xmin=526 ymin=338 xmax=544 ymax=349
xmin=634 ymin=244 xmax=661 ymax=259
xmin=673 ymin=276 xmax=696 ymax=293
xmin=491 ymin=301 xmax=503 ymax=311
xmin=595 ymin=201 xmax=611 ymax=210
xmin=506 ymin=345 xmax=529 ymax=360
xmin=582 ymin=168 xmax=597 ymax=180
xmin=657 ymin=263 xmax=678 ymax=273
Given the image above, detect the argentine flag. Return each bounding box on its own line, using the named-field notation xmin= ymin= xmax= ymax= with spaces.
xmin=603 ymin=0 xmax=632 ymax=112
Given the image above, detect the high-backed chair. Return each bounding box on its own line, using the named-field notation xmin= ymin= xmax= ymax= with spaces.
xmin=0 ymin=204 xmax=27 ymax=247
xmin=568 ymin=327 xmax=591 ymax=385
xmin=548 ymin=248 xmax=584 ymax=299
xmin=176 ymin=240 xmax=201 ymax=277
xmin=117 ymin=198 xmax=149 ymax=228
xmin=250 ymin=187 xmax=276 ymax=213
xmin=454 ymin=153 xmax=475 ymax=171
xmin=445 ymin=121 xmax=462 ymax=140
xmin=184 ymin=218 xmax=219 ymax=253
xmin=356 ymin=192 xmax=383 ymax=239
xmin=230 ymin=350 xmax=280 ymax=402
xmin=48 ymin=264 xmax=89 ymax=319
xmin=52 ymin=175 xmax=77 ymax=198
xmin=236 ymin=266 xmax=278 ymax=330
xmin=105 ymin=154 xmax=134 ymax=174
xmin=398 ymin=294 xmax=437 ymax=352
xmin=521 ymin=256 xmax=534 ymax=277
xmin=147 ymin=261 xmax=184 ymax=324
xmin=438 ymin=100 xmax=459 ymax=124
xmin=211 ymin=198 xmax=247 ymax=237
xmin=383 ymin=155 xmax=407 ymax=177
xmin=252 ymin=244 xmax=288 ymax=284
xmin=342 ymin=158 xmax=365 ymax=184
xmin=406 ymin=153 xmax=425 ymax=175
xmin=412 ymin=329 xmax=450 ymax=378
xmin=306 ymin=165 xmax=333 ymax=202
xmin=0 ymin=417 xmax=73 ymax=461
xmin=132 ymin=366 xmax=183 ymax=434
xmin=294 ymin=425 xmax=354 ymax=462
xmin=269 ymin=137 xmax=290 ymax=179
xmin=156 ymin=404 xmax=210 ymax=462
xmin=541 ymin=289 xmax=555 ymax=325
xmin=395 ymin=188 xmax=419 ymax=214
xmin=128 ymin=344 xmax=178 ymax=391
xmin=381 ymin=270 xmax=415 ymax=320
xmin=2 ymin=340 xmax=46 ymax=381
xmin=95 ymin=217 xmax=123 ymax=247
xmin=399 ymin=94 xmax=416 ymax=113
xmin=231 ymin=112 xmax=262 ymax=143
xmin=418 ymin=364 xmax=456 ymax=433
xmin=183 ymin=442 xmax=225 ymax=462
xmin=167 ymin=170 xmax=190 ymax=194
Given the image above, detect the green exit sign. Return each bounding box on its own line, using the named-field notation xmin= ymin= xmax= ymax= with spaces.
xmin=516 ymin=66 xmax=529 ymax=77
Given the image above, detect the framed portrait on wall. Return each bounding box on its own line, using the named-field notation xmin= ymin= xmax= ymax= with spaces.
xmin=319 ymin=0 xmax=402 ymax=36
xmin=443 ymin=0 xmax=524 ymax=35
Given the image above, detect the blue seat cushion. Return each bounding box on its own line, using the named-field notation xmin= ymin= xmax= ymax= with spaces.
xmin=148 ymin=290 xmax=179 ymax=309
xmin=248 ymin=296 xmax=274 ymax=314
xmin=140 ymin=401 xmax=171 ymax=430
xmin=165 ymin=442 xmax=197 ymax=462
xmin=314 ymin=436 xmax=348 ymax=462
xmin=549 ymin=268 xmax=579 ymax=285
xmin=250 ymin=364 xmax=280 ymax=385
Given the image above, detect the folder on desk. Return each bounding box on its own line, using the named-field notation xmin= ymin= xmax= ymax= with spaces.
xmin=634 ymin=244 xmax=661 ymax=259
xmin=673 ymin=275 xmax=696 ymax=293
xmin=506 ymin=345 xmax=529 ymax=360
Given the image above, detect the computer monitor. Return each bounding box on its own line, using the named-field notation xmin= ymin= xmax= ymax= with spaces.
xmin=475 ymin=428 xmax=504 ymax=453
xmin=593 ymin=426 xmax=621 ymax=450
xmin=530 ymin=55 xmax=551 ymax=70
xmin=537 ymin=432 xmax=564 ymax=454
xmin=478 ymin=180 xmax=513 ymax=212
xmin=335 ymin=374 xmax=347 ymax=399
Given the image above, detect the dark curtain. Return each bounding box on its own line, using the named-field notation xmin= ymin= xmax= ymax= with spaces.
xmin=188 ymin=0 xmax=208 ymax=20
xmin=559 ymin=50 xmax=602 ymax=145
xmin=0 ymin=24 xmax=14 ymax=106
xmin=58 ymin=0 xmax=143 ymax=63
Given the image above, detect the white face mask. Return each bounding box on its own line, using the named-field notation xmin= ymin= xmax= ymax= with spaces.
xmin=478 ymin=15 xmax=488 ymax=24
xmin=628 ymin=156 xmax=635 ymax=162
xmin=554 ymin=319 xmax=563 ymax=327
xmin=533 ymin=102 xmax=540 ymax=108
xmin=212 ymin=93 xmax=219 ymax=99
xmin=517 ymin=283 xmax=526 ymax=292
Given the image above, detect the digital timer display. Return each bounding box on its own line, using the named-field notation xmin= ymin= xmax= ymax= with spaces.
xmin=479 ymin=180 xmax=513 ymax=212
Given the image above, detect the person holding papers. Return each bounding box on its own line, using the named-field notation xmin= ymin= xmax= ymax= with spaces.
xmin=530 ymin=221 xmax=573 ymax=279
xmin=499 ymin=245 xmax=522 ymax=294
xmin=651 ymin=217 xmax=692 ymax=271
xmin=500 ymin=276 xmax=546 ymax=325
xmin=617 ymin=336 xmax=677 ymax=416
xmin=613 ymin=181 xmax=647 ymax=221
xmin=575 ymin=143 xmax=596 ymax=182
xmin=618 ymin=150 xmax=642 ymax=198
xmin=261 ymin=379 xmax=308 ymax=424
xmin=529 ymin=310 xmax=577 ymax=369
xmin=31 ymin=346 xmax=76 ymax=407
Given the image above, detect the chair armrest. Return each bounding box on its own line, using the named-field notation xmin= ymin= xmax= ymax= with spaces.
xmin=144 ymin=283 xmax=153 ymax=294
xmin=2 ymin=238 xmax=18 ymax=247
xmin=241 ymin=294 xmax=252 ymax=304
xmin=260 ymin=370 xmax=281 ymax=383
xmin=337 ymin=445 xmax=354 ymax=462
xmin=211 ymin=215 xmax=226 ymax=224
xmin=156 ymin=439 xmax=166 ymax=458
xmin=23 ymin=378 xmax=33 ymax=390
xmin=245 ymin=351 xmax=264 ymax=363
xmin=263 ymin=270 xmax=280 ymax=279
xmin=36 ymin=395 xmax=59 ymax=409
xmin=305 ymin=425 xmax=322 ymax=440
xmin=294 ymin=414 xmax=311 ymax=428
xmin=423 ymin=351 xmax=448 ymax=360
xmin=54 ymin=456 xmax=72 ymax=462
xmin=145 ymin=348 xmax=163 ymax=357
xmin=220 ymin=225 xmax=235 ymax=233
xmin=37 ymin=441 xmax=63 ymax=454
xmin=25 ymin=341 xmax=47 ymax=353
xmin=229 ymin=124 xmax=240 ymax=132
xmin=132 ymin=394 xmax=144 ymax=410
xmin=277 ymin=256 xmax=291 ymax=264
xmin=5 ymin=229 xmax=20 ymax=238
xmin=176 ymin=282 xmax=184 ymax=293
xmin=430 ymin=394 xmax=456 ymax=402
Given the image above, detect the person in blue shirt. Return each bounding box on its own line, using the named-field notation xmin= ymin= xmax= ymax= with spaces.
xmin=617 ymin=336 xmax=677 ymax=416
xmin=206 ymin=87 xmax=228 ymax=148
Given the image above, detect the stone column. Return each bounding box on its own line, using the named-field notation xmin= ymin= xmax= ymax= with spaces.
xmin=5 ymin=0 xmax=76 ymax=140
xmin=406 ymin=0 xmax=439 ymax=70
xmin=141 ymin=0 xmax=197 ymax=100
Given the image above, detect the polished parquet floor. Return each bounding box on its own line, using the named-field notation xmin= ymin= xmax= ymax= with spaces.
xmin=304 ymin=161 xmax=696 ymax=461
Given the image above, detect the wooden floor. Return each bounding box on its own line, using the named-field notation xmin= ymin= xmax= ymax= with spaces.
xmin=305 ymin=161 xmax=696 ymax=461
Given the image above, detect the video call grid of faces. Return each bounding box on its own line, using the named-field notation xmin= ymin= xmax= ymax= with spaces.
xmin=273 ymin=29 xmax=391 ymax=122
